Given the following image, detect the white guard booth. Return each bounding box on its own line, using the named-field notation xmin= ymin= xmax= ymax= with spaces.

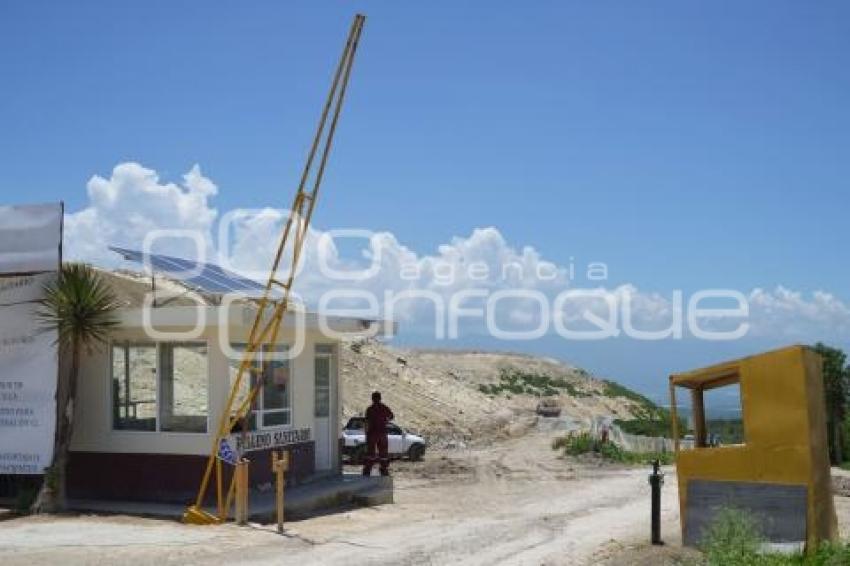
xmin=67 ymin=278 xmax=393 ymax=502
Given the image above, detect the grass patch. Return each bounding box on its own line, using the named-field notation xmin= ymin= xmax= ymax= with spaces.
xmin=600 ymin=379 xmax=690 ymax=439
xmin=699 ymin=507 xmax=850 ymax=565
xmin=612 ymin=395 xmax=687 ymax=439
xmin=700 ymin=508 xmax=764 ymax=565
xmin=614 ymin=409 xmax=688 ymax=439
xmin=602 ymin=379 xmax=656 ymax=408
xmin=551 ymin=431 xmax=674 ymax=465
xmin=479 ymin=368 xmax=590 ymax=398
xmin=614 ymin=416 xmax=672 ymax=437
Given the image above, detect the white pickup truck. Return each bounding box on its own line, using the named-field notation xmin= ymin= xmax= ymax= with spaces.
xmin=341 ymin=416 xmax=427 ymax=463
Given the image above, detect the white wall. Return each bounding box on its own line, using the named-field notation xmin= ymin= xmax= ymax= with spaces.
xmin=71 ymin=319 xmax=340 ymax=469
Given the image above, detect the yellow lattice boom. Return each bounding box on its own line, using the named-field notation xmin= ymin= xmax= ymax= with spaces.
xmin=183 ymin=13 xmax=366 ymax=525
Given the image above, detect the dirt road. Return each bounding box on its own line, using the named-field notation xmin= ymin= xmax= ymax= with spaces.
xmin=289 ymin=432 xmax=680 ymax=565
xmin=0 ymin=431 xmax=680 ymax=566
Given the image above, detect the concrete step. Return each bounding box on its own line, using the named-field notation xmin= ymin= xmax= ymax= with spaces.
xmin=67 ymin=472 xmax=393 ymax=523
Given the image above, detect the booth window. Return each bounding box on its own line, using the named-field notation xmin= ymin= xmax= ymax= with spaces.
xmin=112 ymin=343 xmax=157 ymax=431
xmin=159 ymin=343 xmax=209 ymax=433
xmin=315 ymin=344 xmax=334 ymax=418
xmin=112 ymin=341 xmax=209 ymax=433
xmin=261 ymin=345 xmax=291 ymax=427
xmin=229 ymin=343 xmax=291 ymax=429
xmin=677 ymin=373 xmax=745 ymax=448
xmin=228 ymin=343 xmax=257 ymax=431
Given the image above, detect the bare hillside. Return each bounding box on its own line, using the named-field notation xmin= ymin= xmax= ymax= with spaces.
xmin=92 ymin=269 xmax=652 ymax=448
xmin=340 ymin=339 xmax=648 ymax=447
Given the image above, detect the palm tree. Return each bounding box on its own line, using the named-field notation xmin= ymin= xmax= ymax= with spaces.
xmin=31 ymin=263 xmax=119 ymax=512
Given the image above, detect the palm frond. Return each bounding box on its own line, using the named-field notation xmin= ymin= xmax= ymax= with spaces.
xmin=36 ymin=263 xmax=120 ymax=349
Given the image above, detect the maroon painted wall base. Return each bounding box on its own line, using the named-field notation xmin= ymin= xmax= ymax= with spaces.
xmin=67 ymin=441 xmax=315 ymax=503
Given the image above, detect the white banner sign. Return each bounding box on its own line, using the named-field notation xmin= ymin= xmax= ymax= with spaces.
xmin=0 ymin=273 xmax=55 ymax=305
xmin=0 ymin=298 xmax=58 ymax=474
xmin=0 ymin=202 xmax=61 ymax=474
xmin=0 ymin=203 xmax=63 ymax=274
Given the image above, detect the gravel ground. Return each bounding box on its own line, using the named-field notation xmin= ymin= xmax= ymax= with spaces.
xmin=2 ymin=433 xmax=848 ymax=565
xmin=0 ymin=430 xmax=679 ymax=566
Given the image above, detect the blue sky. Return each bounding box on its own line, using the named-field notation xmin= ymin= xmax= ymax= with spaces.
xmin=2 ymin=2 xmax=849 ymax=400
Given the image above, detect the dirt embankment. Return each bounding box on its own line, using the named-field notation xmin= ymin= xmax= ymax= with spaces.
xmin=340 ymin=340 xmax=646 ymax=448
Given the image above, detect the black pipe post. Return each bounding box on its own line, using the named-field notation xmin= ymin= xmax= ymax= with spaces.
xmin=649 ymin=459 xmax=664 ymax=545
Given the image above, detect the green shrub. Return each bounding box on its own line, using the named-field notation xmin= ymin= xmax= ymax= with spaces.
xmin=551 ymin=431 xmax=673 ymax=465
xmin=601 ymin=379 xmax=693 ymax=440
xmin=615 ymin=416 xmax=670 ymax=437
xmin=700 ymin=508 xmax=765 ymax=565
xmin=479 ymin=368 xmax=592 ymax=398
xmin=558 ymin=431 xmax=596 ymax=455
xmin=808 ymin=542 xmax=850 ymax=565
xmin=698 ymin=508 xmax=850 ymax=565
xmin=615 ymin=412 xmax=687 ymax=439
xmin=602 ymin=379 xmax=655 ymax=407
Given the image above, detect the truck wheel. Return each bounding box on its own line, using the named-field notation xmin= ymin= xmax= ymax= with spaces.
xmin=408 ymin=443 xmax=425 ymax=462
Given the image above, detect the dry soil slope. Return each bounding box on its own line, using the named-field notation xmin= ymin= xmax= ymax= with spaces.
xmin=95 ymin=269 xmax=649 ymax=447
xmin=340 ymin=340 xmax=647 ymax=447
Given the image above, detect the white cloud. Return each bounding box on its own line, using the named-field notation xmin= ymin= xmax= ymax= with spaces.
xmin=64 ymin=162 xmax=218 ymax=265
xmin=63 ymin=162 xmax=850 ymax=342
xmin=747 ymin=287 xmax=850 ymax=339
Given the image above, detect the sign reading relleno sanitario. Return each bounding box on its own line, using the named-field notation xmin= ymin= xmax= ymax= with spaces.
xmin=232 ymin=427 xmax=311 ymax=453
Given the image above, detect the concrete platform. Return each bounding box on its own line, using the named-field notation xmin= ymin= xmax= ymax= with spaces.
xmin=67 ymin=472 xmax=393 ymax=522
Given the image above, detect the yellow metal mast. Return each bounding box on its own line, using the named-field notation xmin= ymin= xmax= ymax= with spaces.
xmin=183 ymin=13 xmax=366 ymax=525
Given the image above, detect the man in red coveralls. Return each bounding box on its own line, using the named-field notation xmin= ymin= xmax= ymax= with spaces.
xmin=362 ymin=391 xmax=394 ymax=476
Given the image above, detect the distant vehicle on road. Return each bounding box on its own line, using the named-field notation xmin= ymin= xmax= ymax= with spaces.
xmin=341 ymin=416 xmax=427 ymax=463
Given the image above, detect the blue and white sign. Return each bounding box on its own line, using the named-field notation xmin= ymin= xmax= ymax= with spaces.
xmin=217 ymin=437 xmax=240 ymax=465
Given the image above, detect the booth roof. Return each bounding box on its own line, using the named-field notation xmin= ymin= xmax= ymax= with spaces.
xmin=669 ymin=344 xmax=806 ymax=390
xmin=94 ymin=268 xmax=396 ymax=336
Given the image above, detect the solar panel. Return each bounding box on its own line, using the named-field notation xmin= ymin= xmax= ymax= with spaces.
xmin=109 ymin=246 xmax=269 ymax=296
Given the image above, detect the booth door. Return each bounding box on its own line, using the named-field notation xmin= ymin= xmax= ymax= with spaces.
xmin=314 ymin=345 xmax=335 ymax=471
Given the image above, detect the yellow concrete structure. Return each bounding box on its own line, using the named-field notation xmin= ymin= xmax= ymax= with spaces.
xmin=670 ymin=345 xmax=837 ymax=549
